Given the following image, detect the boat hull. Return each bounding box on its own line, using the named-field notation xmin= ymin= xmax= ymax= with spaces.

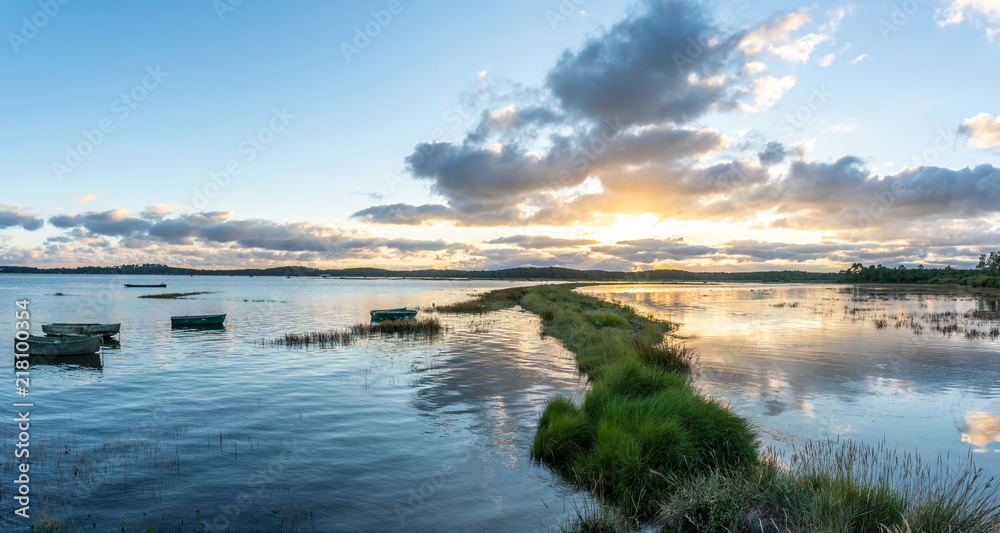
xmin=124 ymin=283 xmax=166 ymax=288
xmin=171 ymin=314 xmax=226 ymax=327
xmin=22 ymin=335 xmax=102 ymax=356
xmin=42 ymin=323 xmax=121 ymax=337
xmin=370 ymin=308 xmax=418 ymax=321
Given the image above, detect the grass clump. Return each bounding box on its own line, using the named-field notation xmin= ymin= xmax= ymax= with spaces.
xmin=262 ymin=318 xmax=443 ymax=347
xmin=448 ymin=284 xmax=748 ymax=518
xmin=139 ymin=291 xmax=211 ymax=299
xmin=433 ymin=286 xmax=527 ymax=313
xmin=657 ymin=439 xmax=1000 ymax=532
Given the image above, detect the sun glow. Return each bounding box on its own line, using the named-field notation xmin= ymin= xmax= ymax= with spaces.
xmin=595 ymin=214 xmax=664 ymax=242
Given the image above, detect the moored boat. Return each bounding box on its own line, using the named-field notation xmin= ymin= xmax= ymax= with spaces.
xmin=370 ymin=308 xmax=418 ymax=321
xmin=171 ymin=314 xmax=226 ymax=327
xmin=124 ymin=283 xmax=167 ymax=288
xmin=42 ymin=323 xmax=121 ymax=338
xmin=21 ymin=335 xmax=102 ymax=356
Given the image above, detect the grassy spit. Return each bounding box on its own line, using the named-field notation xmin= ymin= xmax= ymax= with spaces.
xmin=440 ymin=284 xmax=1000 ymax=532
xmin=262 ymin=317 xmax=444 ymax=347
xmin=138 ymin=291 xmax=211 ymax=299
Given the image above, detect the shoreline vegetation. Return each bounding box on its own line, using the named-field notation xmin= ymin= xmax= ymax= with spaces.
xmin=260 ymin=317 xmax=444 ymax=347
xmin=437 ymin=284 xmax=1000 ymax=532
xmin=0 ymin=263 xmax=840 ymax=282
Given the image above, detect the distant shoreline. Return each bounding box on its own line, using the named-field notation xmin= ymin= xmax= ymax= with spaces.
xmin=0 ymin=264 xmax=841 ymax=283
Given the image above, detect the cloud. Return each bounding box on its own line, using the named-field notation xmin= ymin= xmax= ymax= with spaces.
xmin=140 ymin=204 xmax=177 ymax=220
xmin=591 ymin=237 xmax=718 ymax=263
xmin=0 ymin=205 xmax=44 ymax=231
xmin=960 ymin=113 xmax=1000 ymax=148
xmin=45 ymin=210 xmax=466 ymax=264
xmin=739 ymin=8 xmax=814 ymax=55
xmin=76 ymin=194 xmax=96 ymax=206
xmin=487 ymin=235 xmax=600 ymax=249
xmin=744 ymin=75 xmax=797 ymax=112
xmin=546 ymin=0 xmax=746 ymax=126
xmin=849 ymin=53 xmax=869 ymax=64
xmin=768 ymin=33 xmax=829 ymax=63
xmin=936 ymin=0 xmax=1000 ymax=38
xmin=49 ymin=209 xmax=151 ymax=237
xmin=758 ymin=141 xmax=788 ymax=166
xmin=818 ymin=53 xmax=836 ymax=66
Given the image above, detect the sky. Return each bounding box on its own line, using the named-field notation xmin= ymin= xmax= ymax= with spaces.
xmin=1 ymin=0 xmax=999 ymax=272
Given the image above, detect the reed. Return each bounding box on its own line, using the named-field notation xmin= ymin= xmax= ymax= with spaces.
xmin=261 ymin=318 xmax=444 ymax=347
xmin=138 ymin=291 xmax=211 ymax=299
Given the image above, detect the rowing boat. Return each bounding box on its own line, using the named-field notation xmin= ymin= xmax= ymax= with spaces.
xmin=370 ymin=308 xmax=418 ymax=321
xmin=21 ymin=335 xmax=102 ymax=356
xmin=42 ymin=323 xmax=121 ymax=338
xmin=171 ymin=314 xmax=226 ymax=327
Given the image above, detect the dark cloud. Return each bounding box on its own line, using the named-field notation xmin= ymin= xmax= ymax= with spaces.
xmin=487 ymin=235 xmax=600 ymax=249
xmin=47 ymin=210 xmax=463 ymax=261
xmin=592 ymin=237 xmax=718 ymax=263
xmin=49 ymin=209 xmax=151 ymax=237
xmin=0 ymin=205 xmax=44 ymax=231
xmin=757 ymin=141 xmax=787 ymax=166
xmin=351 ymin=203 xmax=460 ymax=225
xmin=546 ymin=0 xmax=742 ymax=126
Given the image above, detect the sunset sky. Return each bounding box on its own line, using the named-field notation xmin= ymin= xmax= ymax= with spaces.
xmin=2 ymin=0 xmax=999 ymax=271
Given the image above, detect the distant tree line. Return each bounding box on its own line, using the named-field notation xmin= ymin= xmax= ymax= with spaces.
xmin=838 ymin=252 xmax=1000 ymax=288
xmin=0 ymin=263 xmax=840 ymax=282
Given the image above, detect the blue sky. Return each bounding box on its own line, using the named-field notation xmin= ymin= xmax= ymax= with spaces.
xmin=1 ymin=0 xmax=999 ymax=271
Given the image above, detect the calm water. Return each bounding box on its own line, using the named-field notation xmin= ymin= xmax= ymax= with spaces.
xmin=1 ymin=275 xmax=591 ymax=532
xmin=579 ymin=284 xmax=1000 ymax=477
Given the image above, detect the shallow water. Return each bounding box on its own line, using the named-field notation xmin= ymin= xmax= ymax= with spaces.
xmin=578 ymin=283 xmax=1000 ymax=477
xmin=1 ymin=275 xmax=590 ymax=532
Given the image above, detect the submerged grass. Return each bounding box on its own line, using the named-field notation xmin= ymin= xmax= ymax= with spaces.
xmin=138 ymin=291 xmax=211 ymax=299
xmin=441 ymin=284 xmax=1000 ymax=531
xmin=262 ymin=317 xmax=444 ymax=347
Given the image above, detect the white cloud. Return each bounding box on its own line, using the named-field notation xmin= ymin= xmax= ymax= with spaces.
xmin=746 ymin=61 xmax=767 ymax=75
xmin=823 ymin=121 xmax=858 ymax=133
xmin=961 ymin=112 xmax=1000 ymax=148
xmin=936 ymin=0 xmax=1000 ymax=38
xmin=77 ymin=193 xmax=96 ymax=206
xmin=849 ymin=53 xmax=869 ymax=64
xmin=822 ymin=5 xmax=854 ymax=33
xmin=742 ymin=75 xmax=797 ymax=113
xmin=818 ymin=53 xmax=836 ymax=66
xmin=739 ymin=8 xmax=813 ymax=54
xmin=768 ymin=33 xmax=830 ymax=63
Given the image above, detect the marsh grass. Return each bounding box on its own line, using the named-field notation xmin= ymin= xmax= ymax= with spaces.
xmin=657 ymin=439 xmax=1000 ymax=533
xmin=138 ymin=291 xmax=211 ymax=299
xmin=432 ymin=287 xmax=527 ymax=313
xmin=262 ymin=317 xmax=444 ymax=347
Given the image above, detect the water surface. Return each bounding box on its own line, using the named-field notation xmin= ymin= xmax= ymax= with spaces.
xmin=1 ymin=275 xmax=590 ymax=532
xmin=578 ymin=283 xmax=1000 ymax=477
